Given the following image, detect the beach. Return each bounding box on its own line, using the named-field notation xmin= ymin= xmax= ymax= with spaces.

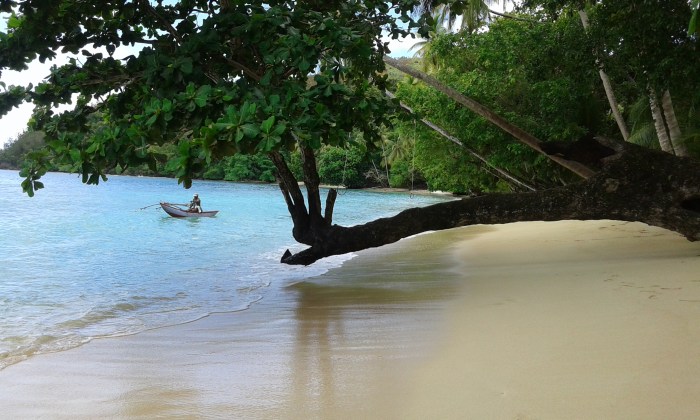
xmin=1 ymin=220 xmax=700 ymax=419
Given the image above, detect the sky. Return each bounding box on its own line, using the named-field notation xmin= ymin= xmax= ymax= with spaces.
xmin=0 ymin=9 xmax=433 ymax=149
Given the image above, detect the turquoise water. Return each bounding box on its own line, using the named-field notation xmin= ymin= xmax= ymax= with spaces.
xmin=0 ymin=169 xmax=451 ymax=369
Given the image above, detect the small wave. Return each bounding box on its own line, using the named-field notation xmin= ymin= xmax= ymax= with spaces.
xmin=56 ymin=302 xmax=142 ymax=331
xmin=0 ymin=334 xmax=91 ymax=371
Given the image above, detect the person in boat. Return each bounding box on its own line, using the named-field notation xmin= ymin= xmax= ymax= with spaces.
xmin=188 ymin=193 xmax=202 ymax=213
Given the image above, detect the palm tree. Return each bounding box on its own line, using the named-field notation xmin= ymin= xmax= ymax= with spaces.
xmin=627 ymin=95 xmax=659 ymax=150
xmin=416 ymin=0 xmax=505 ymax=34
xmin=627 ymin=91 xmax=695 ymax=156
xmin=577 ymin=8 xmax=630 ymax=143
xmin=409 ymin=10 xmax=448 ymax=73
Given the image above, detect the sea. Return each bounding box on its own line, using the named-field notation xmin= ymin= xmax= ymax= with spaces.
xmin=0 ymin=169 xmax=451 ymax=370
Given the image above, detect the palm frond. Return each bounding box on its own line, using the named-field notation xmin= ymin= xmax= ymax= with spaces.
xmin=628 ymin=121 xmax=659 ymax=150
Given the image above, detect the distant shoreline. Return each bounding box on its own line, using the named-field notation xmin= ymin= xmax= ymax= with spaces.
xmin=2 ymin=169 xmax=461 ymax=197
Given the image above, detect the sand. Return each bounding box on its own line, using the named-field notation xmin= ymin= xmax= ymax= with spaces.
xmin=1 ymin=220 xmax=700 ymax=419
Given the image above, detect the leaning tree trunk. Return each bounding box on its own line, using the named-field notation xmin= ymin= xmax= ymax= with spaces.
xmin=273 ymin=60 xmax=700 ymax=265
xmin=279 ymin=140 xmax=700 ymax=265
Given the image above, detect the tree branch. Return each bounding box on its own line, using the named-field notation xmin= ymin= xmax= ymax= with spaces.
xmin=269 ymin=151 xmax=310 ymax=244
xmin=225 ymin=57 xmax=262 ymax=82
xmin=488 ymin=8 xmax=540 ymax=23
xmin=140 ymin=0 xmax=183 ymax=45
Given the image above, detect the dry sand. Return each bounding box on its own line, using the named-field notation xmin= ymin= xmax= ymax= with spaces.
xmin=1 ymin=220 xmax=699 ymax=419
xmin=390 ymin=221 xmax=700 ymax=419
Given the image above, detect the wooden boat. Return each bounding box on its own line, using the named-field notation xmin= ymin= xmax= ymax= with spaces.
xmin=160 ymin=202 xmax=219 ymax=218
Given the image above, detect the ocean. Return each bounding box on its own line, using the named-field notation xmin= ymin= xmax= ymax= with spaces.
xmin=0 ymin=169 xmax=451 ymax=370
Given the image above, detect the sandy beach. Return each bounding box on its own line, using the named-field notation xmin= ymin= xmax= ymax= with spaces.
xmin=1 ymin=220 xmax=700 ymax=419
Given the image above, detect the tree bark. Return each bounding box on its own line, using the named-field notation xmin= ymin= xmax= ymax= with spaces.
xmin=649 ymin=90 xmax=675 ymax=154
xmin=661 ymin=90 xmax=688 ymax=157
xmin=269 ymin=150 xmax=312 ymax=244
xmin=280 ymin=140 xmax=700 ymax=265
xmin=270 ymin=146 xmax=337 ymax=246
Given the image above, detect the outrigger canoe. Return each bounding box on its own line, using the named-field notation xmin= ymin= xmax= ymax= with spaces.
xmin=160 ymin=202 xmax=219 ymax=218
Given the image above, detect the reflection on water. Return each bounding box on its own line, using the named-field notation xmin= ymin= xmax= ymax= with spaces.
xmin=285 ymin=229 xmax=472 ymax=418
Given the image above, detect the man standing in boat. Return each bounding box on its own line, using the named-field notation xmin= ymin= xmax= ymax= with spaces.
xmin=189 ymin=193 xmax=202 ymax=213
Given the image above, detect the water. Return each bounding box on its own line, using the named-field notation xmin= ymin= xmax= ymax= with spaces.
xmin=0 ymin=169 xmax=451 ymax=369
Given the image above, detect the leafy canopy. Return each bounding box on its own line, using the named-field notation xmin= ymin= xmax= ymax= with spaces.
xmin=0 ymin=0 xmax=431 ymax=195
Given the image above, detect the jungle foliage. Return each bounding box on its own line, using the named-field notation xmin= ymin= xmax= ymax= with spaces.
xmin=2 ymin=1 xmax=698 ymax=195
xmin=2 ymin=1 xmax=700 ymax=264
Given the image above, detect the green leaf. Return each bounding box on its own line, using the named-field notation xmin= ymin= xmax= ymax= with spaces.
xmin=272 ymin=123 xmax=286 ymax=136
xmin=257 ymin=134 xmax=281 ymax=152
xmin=21 ymin=178 xmax=35 ymax=197
xmin=235 ymin=129 xmax=245 ymax=143
xmin=241 ymin=123 xmax=260 ymax=138
xmin=213 ymin=122 xmax=232 ymax=130
xmin=260 ymin=72 xmax=272 ymax=86
xmin=70 ymin=149 xmax=82 ymax=163
xmin=260 ymin=116 xmax=275 ymax=133
xmin=194 ymin=85 xmax=211 ymax=107
xmin=146 ymin=114 xmax=158 ymax=127
xmin=7 ymin=14 xmax=21 ymax=29
xmin=180 ymin=59 xmax=193 ymax=74
xmin=240 ymin=102 xmax=257 ymax=119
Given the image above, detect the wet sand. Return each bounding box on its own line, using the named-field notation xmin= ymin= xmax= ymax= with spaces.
xmin=2 ymin=220 xmax=700 ymax=419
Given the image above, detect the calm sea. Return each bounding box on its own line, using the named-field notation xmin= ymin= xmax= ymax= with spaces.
xmin=0 ymin=169 xmax=450 ymax=369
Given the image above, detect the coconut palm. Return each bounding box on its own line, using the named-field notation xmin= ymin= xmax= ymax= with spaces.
xmin=627 ymin=95 xmax=659 ymax=150
xmin=409 ymin=10 xmax=448 ymax=73
xmin=416 ymin=0 xmax=505 ymax=34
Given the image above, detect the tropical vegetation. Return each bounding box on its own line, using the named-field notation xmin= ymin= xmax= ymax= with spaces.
xmin=1 ymin=1 xmax=699 ymax=264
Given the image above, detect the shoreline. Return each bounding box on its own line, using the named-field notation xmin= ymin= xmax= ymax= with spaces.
xmin=1 ymin=220 xmax=699 ymax=418
xmin=2 ymin=169 xmax=457 ymax=197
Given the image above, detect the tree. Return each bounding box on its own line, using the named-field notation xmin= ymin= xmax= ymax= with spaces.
xmin=409 ymin=13 xmax=448 ymax=73
xmin=577 ymin=8 xmax=630 ymax=142
xmin=416 ymin=0 xmax=508 ymax=34
xmin=1 ymin=1 xmax=429 ymax=193
xmin=526 ymin=0 xmax=700 ymax=155
xmin=2 ymin=1 xmax=700 ymax=266
xmin=282 ymin=56 xmax=700 ymax=264
xmin=590 ymin=0 xmax=697 ymax=157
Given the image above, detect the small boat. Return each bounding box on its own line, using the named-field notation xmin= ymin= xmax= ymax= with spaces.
xmin=160 ymin=202 xmax=219 ymax=218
